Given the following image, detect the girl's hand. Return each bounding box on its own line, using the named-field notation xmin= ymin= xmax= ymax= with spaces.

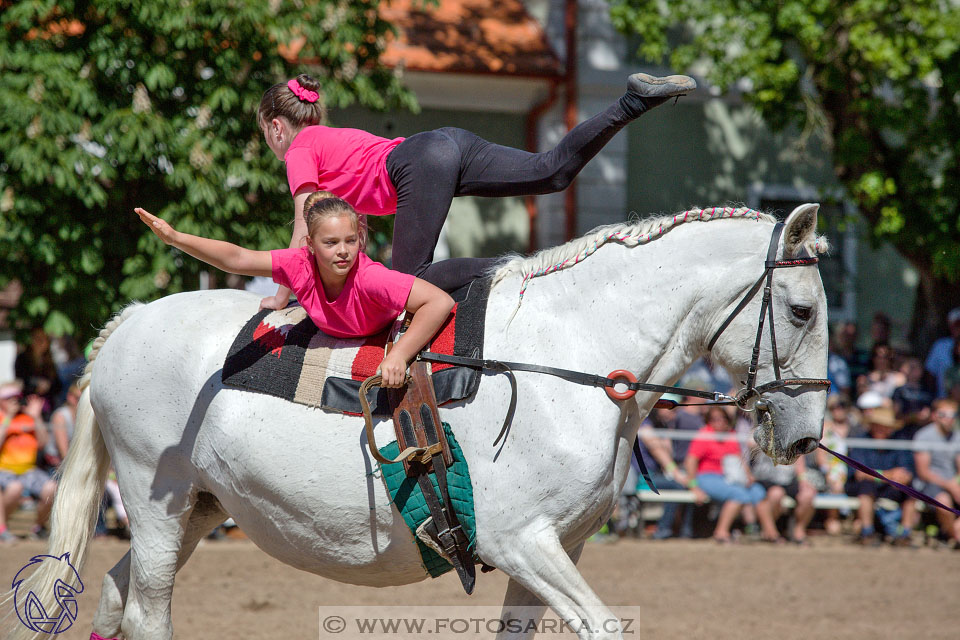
xmin=377 ymin=352 xmax=408 ymax=388
xmin=23 ymin=395 xmax=44 ymax=421
xmin=259 ymin=295 xmax=289 ymax=312
xmin=135 ymin=207 xmax=178 ymax=245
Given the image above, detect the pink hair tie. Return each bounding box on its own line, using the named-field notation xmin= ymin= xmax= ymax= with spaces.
xmin=287 ymin=79 xmax=319 ymax=104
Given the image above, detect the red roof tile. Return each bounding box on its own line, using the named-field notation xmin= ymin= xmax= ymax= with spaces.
xmin=380 ymin=0 xmax=561 ymax=77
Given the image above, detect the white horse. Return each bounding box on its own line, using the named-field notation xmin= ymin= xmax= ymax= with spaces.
xmin=8 ymin=204 xmax=829 ymax=640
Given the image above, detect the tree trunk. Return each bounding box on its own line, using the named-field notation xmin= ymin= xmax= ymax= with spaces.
xmin=908 ymin=266 xmax=960 ymax=357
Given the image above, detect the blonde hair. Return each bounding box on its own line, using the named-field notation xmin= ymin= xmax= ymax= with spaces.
xmin=302 ymin=191 xmax=366 ymax=247
xmin=257 ymin=73 xmax=326 ymax=129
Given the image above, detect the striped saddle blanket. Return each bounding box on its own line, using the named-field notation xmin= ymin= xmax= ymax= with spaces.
xmin=221 ymin=278 xmax=490 ymax=415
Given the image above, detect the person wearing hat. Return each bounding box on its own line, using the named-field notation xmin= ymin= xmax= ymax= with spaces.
xmin=0 ymin=380 xmax=58 ymax=542
xmin=925 ymin=306 xmax=960 ymax=398
xmin=845 ymin=406 xmax=914 ymax=546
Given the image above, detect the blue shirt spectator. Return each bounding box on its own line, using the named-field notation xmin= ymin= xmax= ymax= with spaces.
xmin=925 ymin=307 xmax=960 ymax=397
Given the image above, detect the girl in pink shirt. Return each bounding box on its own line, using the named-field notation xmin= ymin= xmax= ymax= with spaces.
xmin=135 ymin=193 xmax=454 ymax=387
xmin=256 ymin=71 xmax=696 ymax=307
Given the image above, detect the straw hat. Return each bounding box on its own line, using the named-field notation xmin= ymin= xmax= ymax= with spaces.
xmin=864 ymin=406 xmax=902 ymax=429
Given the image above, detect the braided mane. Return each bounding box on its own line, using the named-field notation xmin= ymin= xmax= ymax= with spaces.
xmin=492 ymin=206 xmax=783 ymax=301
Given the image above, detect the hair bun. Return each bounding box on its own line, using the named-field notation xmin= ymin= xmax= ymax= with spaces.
xmin=295 ymin=74 xmax=321 ymax=93
xmin=303 ymin=190 xmax=341 ymax=211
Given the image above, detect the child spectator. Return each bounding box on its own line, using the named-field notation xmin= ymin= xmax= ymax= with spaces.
xmin=816 ymin=394 xmax=853 ymax=534
xmin=255 ymin=71 xmax=695 ymax=297
xmin=912 ymin=398 xmax=960 ymax=547
xmin=0 ymin=381 xmax=58 ymax=541
xmin=751 ymin=449 xmax=817 ymax=545
xmin=136 ymin=192 xmax=454 ymax=388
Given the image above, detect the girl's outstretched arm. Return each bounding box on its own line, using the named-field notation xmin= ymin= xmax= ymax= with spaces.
xmin=378 ymin=279 xmax=455 ymax=387
xmin=135 ymin=207 xmax=273 ymax=278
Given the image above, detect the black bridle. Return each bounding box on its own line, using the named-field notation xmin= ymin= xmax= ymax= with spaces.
xmin=705 ymin=221 xmax=831 ymax=409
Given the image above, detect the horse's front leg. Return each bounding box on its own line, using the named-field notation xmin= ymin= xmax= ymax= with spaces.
xmin=495 ymin=542 xmax=586 ymax=639
xmin=489 ymin=536 xmax=621 ymax=640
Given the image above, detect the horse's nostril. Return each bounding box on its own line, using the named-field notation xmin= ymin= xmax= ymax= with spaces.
xmin=791 ymin=437 xmax=818 ymax=457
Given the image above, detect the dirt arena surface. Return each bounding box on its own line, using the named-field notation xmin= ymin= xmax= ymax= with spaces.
xmin=2 ymin=535 xmax=958 ymax=639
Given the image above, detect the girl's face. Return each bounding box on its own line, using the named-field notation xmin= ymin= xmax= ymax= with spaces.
xmin=706 ymin=408 xmax=731 ymax=430
xmin=306 ymin=215 xmax=360 ymax=283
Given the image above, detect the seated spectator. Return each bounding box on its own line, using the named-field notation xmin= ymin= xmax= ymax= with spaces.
xmin=856 ymin=342 xmax=906 ymax=400
xmin=942 ymin=339 xmax=960 ymax=404
xmin=41 ymin=383 xmax=80 ymax=470
xmin=925 ymin=306 xmax=960 ymax=398
xmin=816 ymin=394 xmax=854 ymax=534
xmin=912 ymin=398 xmax=960 ymax=547
xmin=827 ymin=323 xmax=853 ymax=398
xmin=752 ymin=446 xmax=816 ymax=545
xmin=14 ymin=327 xmax=62 ymax=420
xmin=636 ymin=399 xmax=702 ymax=539
xmin=892 ymin=356 xmax=934 ymax=436
xmin=684 ymin=406 xmax=779 ymax=543
xmin=0 ymin=381 xmax=58 ymax=541
xmin=835 ymin=320 xmax=870 ymax=381
xmin=845 ymin=407 xmax=913 ymax=546
xmin=52 ymin=335 xmax=87 ymax=406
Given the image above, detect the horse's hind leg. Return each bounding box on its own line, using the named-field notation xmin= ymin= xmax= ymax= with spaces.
xmin=492 ymin=537 xmax=621 ymax=640
xmin=93 ymin=551 xmax=131 ymax=639
xmin=93 ymin=494 xmax=227 ymax=639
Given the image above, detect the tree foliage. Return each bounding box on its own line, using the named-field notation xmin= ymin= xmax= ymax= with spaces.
xmin=0 ymin=0 xmax=415 ymax=340
xmin=610 ymin=0 xmax=960 ymax=344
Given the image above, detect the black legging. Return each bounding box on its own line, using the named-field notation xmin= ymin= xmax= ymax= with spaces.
xmin=385 ymin=101 xmax=635 ymax=291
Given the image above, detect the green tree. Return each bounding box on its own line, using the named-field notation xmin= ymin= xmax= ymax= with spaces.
xmin=611 ymin=0 xmax=960 ymax=349
xmin=0 ymin=0 xmax=415 ymax=341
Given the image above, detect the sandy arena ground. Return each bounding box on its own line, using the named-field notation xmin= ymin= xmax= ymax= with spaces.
xmin=2 ymin=534 xmax=958 ymax=640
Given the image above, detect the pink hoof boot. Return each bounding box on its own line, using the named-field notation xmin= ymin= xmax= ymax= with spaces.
xmin=91 ymin=633 xmax=119 ymax=640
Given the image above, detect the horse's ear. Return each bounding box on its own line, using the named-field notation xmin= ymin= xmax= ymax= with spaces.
xmin=783 ymin=203 xmax=819 ymax=256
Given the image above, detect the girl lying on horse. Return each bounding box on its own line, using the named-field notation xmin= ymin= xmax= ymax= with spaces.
xmin=135 ymin=193 xmax=453 ymax=388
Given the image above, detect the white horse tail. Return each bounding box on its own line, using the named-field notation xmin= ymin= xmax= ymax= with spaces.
xmin=3 ymin=302 xmax=144 ymax=640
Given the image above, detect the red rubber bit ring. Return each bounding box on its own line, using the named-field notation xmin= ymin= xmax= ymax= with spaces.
xmin=605 ymin=369 xmax=637 ymax=401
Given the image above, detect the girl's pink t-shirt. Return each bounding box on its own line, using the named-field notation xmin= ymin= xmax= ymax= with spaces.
xmin=270 ymin=247 xmax=415 ymax=338
xmin=687 ymin=426 xmax=742 ymax=475
xmin=284 ymin=126 xmax=405 ymax=216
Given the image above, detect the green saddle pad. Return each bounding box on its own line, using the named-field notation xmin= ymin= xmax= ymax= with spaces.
xmin=378 ymin=423 xmax=476 ymax=578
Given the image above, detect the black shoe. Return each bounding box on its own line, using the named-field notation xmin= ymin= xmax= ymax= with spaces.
xmin=626 ymin=73 xmax=697 ymax=99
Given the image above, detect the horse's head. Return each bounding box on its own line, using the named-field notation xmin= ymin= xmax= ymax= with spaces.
xmin=710 ymin=204 xmax=829 ymax=465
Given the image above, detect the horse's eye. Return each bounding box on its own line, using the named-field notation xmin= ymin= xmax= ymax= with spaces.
xmin=790 ymin=305 xmax=812 ymax=322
